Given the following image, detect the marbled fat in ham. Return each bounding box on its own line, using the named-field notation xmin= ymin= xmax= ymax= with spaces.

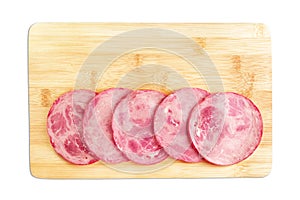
xmin=47 ymin=90 xmax=98 ymax=165
xmin=112 ymin=90 xmax=168 ymax=165
xmin=154 ymin=88 xmax=209 ymax=162
xmin=188 ymin=92 xmax=263 ymax=166
xmin=82 ymin=88 xmax=131 ymax=164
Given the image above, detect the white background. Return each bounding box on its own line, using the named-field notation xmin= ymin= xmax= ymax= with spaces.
xmin=0 ymin=0 xmax=299 ymax=199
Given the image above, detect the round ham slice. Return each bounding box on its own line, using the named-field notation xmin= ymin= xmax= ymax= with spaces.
xmin=112 ymin=89 xmax=168 ymax=165
xmin=47 ymin=90 xmax=98 ymax=165
xmin=154 ymin=88 xmax=209 ymax=162
xmin=188 ymin=92 xmax=263 ymax=166
xmin=82 ymin=88 xmax=131 ymax=164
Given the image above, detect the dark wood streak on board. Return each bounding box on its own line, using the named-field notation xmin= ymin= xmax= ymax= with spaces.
xmin=231 ymin=55 xmax=255 ymax=98
xmin=41 ymin=89 xmax=51 ymax=107
xmin=194 ymin=37 xmax=207 ymax=49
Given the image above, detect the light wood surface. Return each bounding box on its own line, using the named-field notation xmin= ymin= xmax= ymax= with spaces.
xmin=29 ymin=23 xmax=272 ymax=178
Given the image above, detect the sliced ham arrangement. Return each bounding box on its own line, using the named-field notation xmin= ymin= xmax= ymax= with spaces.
xmin=47 ymin=87 xmax=263 ymax=166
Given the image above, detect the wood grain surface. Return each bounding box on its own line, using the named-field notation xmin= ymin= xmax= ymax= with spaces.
xmin=28 ymin=23 xmax=272 ymax=178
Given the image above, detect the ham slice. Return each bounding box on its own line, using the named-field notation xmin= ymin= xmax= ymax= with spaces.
xmin=188 ymin=92 xmax=263 ymax=165
xmin=154 ymin=88 xmax=209 ymax=162
xmin=82 ymin=88 xmax=131 ymax=164
xmin=112 ymin=90 xmax=168 ymax=165
xmin=47 ymin=90 xmax=98 ymax=165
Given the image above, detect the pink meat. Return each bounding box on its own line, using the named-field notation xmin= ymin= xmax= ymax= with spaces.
xmin=82 ymin=88 xmax=131 ymax=164
xmin=112 ymin=90 xmax=168 ymax=165
xmin=47 ymin=90 xmax=98 ymax=165
xmin=154 ymin=88 xmax=209 ymax=162
xmin=188 ymin=92 xmax=263 ymax=166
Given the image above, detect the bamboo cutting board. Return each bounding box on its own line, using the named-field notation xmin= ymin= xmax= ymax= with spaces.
xmin=28 ymin=23 xmax=272 ymax=178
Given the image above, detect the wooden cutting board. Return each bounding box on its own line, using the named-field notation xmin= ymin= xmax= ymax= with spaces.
xmin=28 ymin=23 xmax=272 ymax=178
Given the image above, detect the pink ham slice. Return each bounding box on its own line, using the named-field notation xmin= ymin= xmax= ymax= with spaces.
xmin=154 ymin=88 xmax=209 ymax=162
xmin=47 ymin=90 xmax=98 ymax=165
xmin=112 ymin=90 xmax=168 ymax=165
xmin=188 ymin=92 xmax=263 ymax=166
xmin=82 ymin=88 xmax=131 ymax=164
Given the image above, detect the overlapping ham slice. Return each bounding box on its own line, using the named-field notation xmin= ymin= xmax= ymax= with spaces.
xmin=154 ymin=88 xmax=209 ymax=162
xmin=82 ymin=88 xmax=131 ymax=164
xmin=188 ymin=92 xmax=263 ymax=166
xmin=47 ymin=90 xmax=98 ymax=165
xmin=112 ymin=90 xmax=168 ymax=165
